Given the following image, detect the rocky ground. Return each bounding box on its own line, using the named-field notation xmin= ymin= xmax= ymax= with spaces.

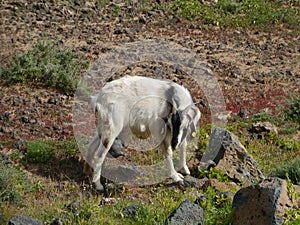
xmin=1 ymin=0 xmax=299 ymax=145
xmin=0 ymin=1 xmax=299 ymax=224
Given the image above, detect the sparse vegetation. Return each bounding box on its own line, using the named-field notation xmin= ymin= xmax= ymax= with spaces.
xmin=0 ymin=0 xmax=299 ymax=224
xmin=171 ymin=0 xmax=299 ymax=28
xmin=284 ymin=93 xmax=300 ymax=123
xmin=197 ymin=167 xmax=232 ymax=183
xmin=251 ymin=111 xmax=271 ymax=123
xmin=0 ymin=158 xmax=31 ymax=204
xmin=199 ymin=187 xmax=234 ymax=225
xmin=0 ymin=39 xmax=89 ymax=95
xmin=274 ymin=157 xmax=300 ymax=185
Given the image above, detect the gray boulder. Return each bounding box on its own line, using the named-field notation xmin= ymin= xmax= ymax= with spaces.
xmin=201 ymin=127 xmax=265 ymax=185
xmin=8 ymin=215 xmax=43 ymax=225
xmin=165 ymin=200 xmax=204 ymax=225
xmin=232 ymin=177 xmax=294 ymax=225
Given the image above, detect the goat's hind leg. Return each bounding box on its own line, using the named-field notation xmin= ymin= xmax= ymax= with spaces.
xmin=83 ymin=133 xmax=101 ymax=182
xmin=91 ymin=136 xmax=115 ymax=191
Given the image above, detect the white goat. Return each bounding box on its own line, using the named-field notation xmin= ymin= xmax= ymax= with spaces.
xmin=85 ymin=76 xmax=201 ymax=191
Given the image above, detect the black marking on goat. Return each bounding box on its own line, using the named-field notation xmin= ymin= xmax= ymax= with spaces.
xmin=171 ymin=111 xmax=181 ymax=149
xmin=103 ymin=138 xmax=109 ymax=148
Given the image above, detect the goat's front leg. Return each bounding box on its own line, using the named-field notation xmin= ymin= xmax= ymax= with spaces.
xmin=179 ymin=139 xmax=190 ymax=175
xmin=165 ymin=145 xmax=184 ymax=183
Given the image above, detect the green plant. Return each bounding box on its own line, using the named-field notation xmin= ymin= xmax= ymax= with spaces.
xmin=171 ymin=0 xmax=300 ymax=28
xmin=199 ymin=187 xmax=234 ymax=225
xmin=197 ymin=167 xmax=232 ymax=182
xmin=251 ymin=111 xmax=271 ymax=123
xmin=274 ymin=157 xmax=300 ymax=185
xmin=0 ymin=38 xmax=89 ymax=95
xmin=196 ymin=126 xmax=210 ymax=153
xmin=284 ymin=94 xmax=300 ymax=122
xmin=51 ymin=139 xmax=79 ymax=158
xmin=276 ymin=138 xmax=300 ymax=152
xmin=284 ymin=208 xmax=300 ymax=225
xmin=25 ymin=140 xmax=55 ymax=163
xmin=0 ymin=159 xmax=28 ymax=203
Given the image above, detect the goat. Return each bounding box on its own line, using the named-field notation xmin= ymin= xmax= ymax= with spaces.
xmin=85 ymin=76 xmax=201 ymax=191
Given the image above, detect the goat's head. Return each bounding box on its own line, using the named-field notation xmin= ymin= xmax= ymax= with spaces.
xmin=167 ymin=85 xmax=201 ymax=149
xmin=170 ymin=103 xmax=201 ymax=149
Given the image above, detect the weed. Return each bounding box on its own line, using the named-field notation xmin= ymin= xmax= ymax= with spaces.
xmin=199 ymin=187 xmax=234 ymax=225
xmin=251 ymin=111 xmax=271 ymax=123
xmin=284 ymin=209 xmax=300 ymax=225
xmin=274 ymin=157 xmax=300 ymax=185
xmin=197 ymin=167 xmax=232 ymax=182
xmin=284 ymin=174 xmax=300 ymax=225
xmin=0 ymin=38 xmax=89 ymax=95
xmin=0 ymin=159 xmax=28 ymax=203
xmin=197 ymin=126 xmax=210 ymax=153
xmin=276 ymin=138 xmax=300 ymax=152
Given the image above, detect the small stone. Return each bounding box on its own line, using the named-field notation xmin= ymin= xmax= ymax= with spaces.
xmin=182 ymin=175 xmax=210 ymax=190
xmin=165 ymin=200 xmax=204 ymax=225
xmin=8 ymin=215 xmax=43 ymax=225
xmin=100 ymin=197 xmax=117 ymax=206
xmin=138 ymin=16 xmax=147 ymax=23
xmin=53 ymin=125 xmax=61 ymax=130
xmin=15 ymin=139 xmax=26 ymax=151
xmin=21 ymin=116 xmax=30 ymax=123
xmin=47 ymin=97 xmax=57 ymax=104
xmin=29 ymin=118 xmax=37 ymax=124
xmin=50 ymin=218 xmax=63 ymax=225
xmin=238 ymin=107 xmax=250 ymax=118
xmin=65 ymin=199 xmax=80 ymax=212
xmin=122 ymin=205 xmax=139 ymax=216
xmin=249 ymin=122 xmax=278 ymax=138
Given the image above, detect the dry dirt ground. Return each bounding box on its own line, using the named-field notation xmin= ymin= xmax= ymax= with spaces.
xmin=0 ymin=1 xmax=299 ymax=151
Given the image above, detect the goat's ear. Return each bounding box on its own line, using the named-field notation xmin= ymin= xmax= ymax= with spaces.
xmin=171 ymin=98 xmax=178 ymax=114
xmin=166 ymin=85 xmax=179 ymax=114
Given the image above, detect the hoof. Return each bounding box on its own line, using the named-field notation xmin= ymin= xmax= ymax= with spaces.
xmin=179 ymin=166 xmax=191 ymax=176
xmin=170 ymin=172 xmax=184 ymax=183
xmin=108 ymin=148 xmax=124 ymax=158
xmin=92 ymin=181 xmax=105 ymax=192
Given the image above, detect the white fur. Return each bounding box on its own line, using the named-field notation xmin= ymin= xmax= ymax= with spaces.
xmin=86 ymin=76 xmax=200 ymax=190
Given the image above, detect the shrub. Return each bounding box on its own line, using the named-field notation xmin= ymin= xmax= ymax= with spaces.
xmin=284 ymin=94 xmax=300 ymax=123
xmin=274 ymin=157 xmax=300 ymax=185
xmin=25 ymin=140 xmax=55 ymax=163
xmin=0 ymin=39 xmax=89 ymax=95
